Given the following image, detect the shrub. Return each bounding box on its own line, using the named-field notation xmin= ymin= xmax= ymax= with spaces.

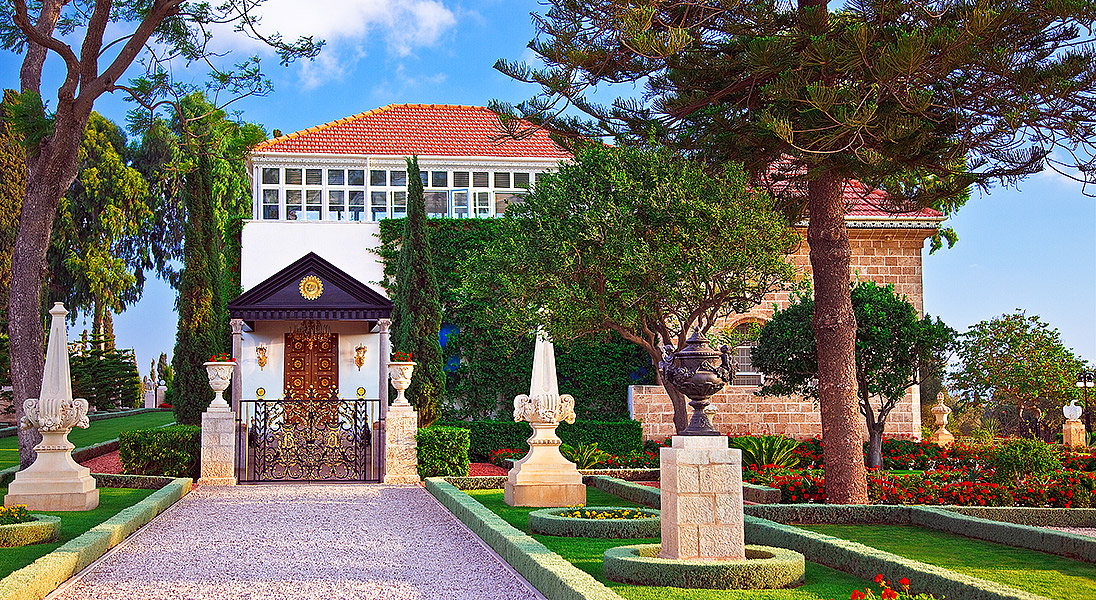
xmin=561 ymin=442 xmax=608 ymax=469
xmin=604 ymin=450 xmax=660 ymax=469
xmin=119 ymin=425 xmax=201 ymax=479
xmin=436 ymin=419 xmax=642 ymax=460
xmin=488 ymin=448 xmax=525 ymax=467
xmin=416 ymin=426 xmax=470 ymax=478
xmin=993 ymin=438 xmax=1061 ymax=486
xmin=728 ymin=434 xmax=800 ymax=468
xmin=0 ymin=504 xmax=31 ymax=525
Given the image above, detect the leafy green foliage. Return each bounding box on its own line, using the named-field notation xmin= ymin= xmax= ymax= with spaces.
xmin=437 ymin=419 xmax=643 ymax=461
xmin=389 ymin=156 xmax=444 ymax=428
xmin=754 ymin=282 xmax=956 ymax=468
xmin=561 ymin=442 xmax=609 ymax=469
xmin=69 ymin=332 xmax=142 ymax=411
xmin=992 ymin=438 xmax=1062 ymax=487
xmin=0 ymin=91 xmax=24 ymax=323
xmin=416 ymin=425 xmax=470 ymax=478
xmin=378 ymin=219 xmax=654 ymax=421
xmin=458 ymin=142 xmax=797 ymax=432
xmin=728 ymin=435 xmax=801 ymax=469
xmin=950 ymin=310 xmax=1087 ymax=438
xmin=118 ymin=425 xmax=201 ymax=479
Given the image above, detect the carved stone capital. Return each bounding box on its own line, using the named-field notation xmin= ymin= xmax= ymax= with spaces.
xmin=230 ymin=318 xmax=245 ymax=335
xmin=377 ymin=318 xmax=391 ymax=333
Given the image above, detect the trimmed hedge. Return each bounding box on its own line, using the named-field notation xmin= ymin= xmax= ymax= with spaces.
xmin=587 ymin=476 xmax=661 ymax=508
xmin=744 ymin=515 xmax=1048 ymax=600
xmin=912 ymin=506 xmax=1096 ymax=563
xmin=90 ymin=473 xmax=176 ymax=490
xmin=937 ymin=505 xmax=1096 ymax=527
xmin=443 ymin=475 xmax=508 ymax=490
xmin=0 ymin=477 xmax=191 ymax=600
xmin=603 ymin=544 xmax=805 ymax=589
xmin=424 ymin=477 xmax=624 ymax=600
xmin=578 ymin=469 xmax=658 ymax=482
xmin=744 ymin=504 xmax=913 ymax=525
xmin=0 ymin=516 xmax=60 ymax=548
xmin=743 ymin=483 xmax=782 ymax=505
xmin=529 ymin=507 xmax=660 ymax=539
xmin=119 ymin=425 xmax=200 ymax=479
xmin=417 ymin=426 xmax=470 ymax=478
xmin=437 ymin=420 xmax=643 ymax=461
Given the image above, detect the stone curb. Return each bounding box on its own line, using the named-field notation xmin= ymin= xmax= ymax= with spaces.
xmin=529 ymin=507 xmax=660 ymax=539
xmin=744 ymin=514 xmax=1052 ymax=600
xmin=603 ymin=543 xmax=805 ymax=589
xmin=0 ymin=477 xmax=192 ymax=600
xmin=424 ymin=477 xmax=625 ymax=600
xmin=0 ymin=516 xmax=61 ymax=548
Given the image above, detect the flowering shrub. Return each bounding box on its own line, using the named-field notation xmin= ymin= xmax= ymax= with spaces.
xmin=560 ymin=507 xmax=650 ymax=519
xmin=877 ymin=437 xmax=945 ymax=470
xmin=208 ymin=353 xmax=233 ymax=362
xmin=392 ymin=351 xmax=413 ymax=362
xmin=603 ymin=450 xmax=659 ymax=469
xmin=849 ymin=575 xmax=938 ymax=600
xmin=937 ymin=481 xmax=1014 ymax=506
xmin=1060 ymin=451 xmax=1096 ymax=472
xmin=771 ymin=471 xmax=825 ymax=503
xmin=0 ymin=504 xmax=31 ymax=525
xmin=487 ymin=448 xmax=525 ymax=467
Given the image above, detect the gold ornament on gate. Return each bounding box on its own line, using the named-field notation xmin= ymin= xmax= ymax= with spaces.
xmin=355 ymin=344 xmax=367 ymax=370
xmin=299 ymin=275 xmax=323 ymax=300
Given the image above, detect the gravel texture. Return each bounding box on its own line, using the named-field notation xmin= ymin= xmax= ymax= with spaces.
xmin=1048 ymin=526 xmax=1096 ymax=538
xmin=53 ymin=484 xmax=544 ymax=600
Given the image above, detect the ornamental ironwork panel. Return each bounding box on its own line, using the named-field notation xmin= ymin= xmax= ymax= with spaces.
xmin=236 ymin=397 xmax=382 ymax=482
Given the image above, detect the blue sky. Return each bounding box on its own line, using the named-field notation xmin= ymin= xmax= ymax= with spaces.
xmin=2 ymin=0 xmax=1093 ymax=377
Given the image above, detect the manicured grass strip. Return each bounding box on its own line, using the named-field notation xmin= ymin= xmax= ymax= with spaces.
xmin=915 ymin=506 xmax=1096 ymax=562
xmin=799 ymin=524 xmax=1096 ymax=600
xmin=745 ymin=516 xmax=1047 ymax=600
xmin=0 ymin=411 xmax=176 ymax=471
xmin=424 ymin=478 xmax=623 ymax=600
xmin=0 ymin=478 xmax=191 ymax=600
xmin=468 ymin=488 xmax=869 ymax=600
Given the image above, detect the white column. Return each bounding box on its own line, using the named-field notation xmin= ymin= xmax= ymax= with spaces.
xmin=377 ymin=318 xmax=391 ymax=421
xmin=230 ymin=318 xmax=244 ymax=417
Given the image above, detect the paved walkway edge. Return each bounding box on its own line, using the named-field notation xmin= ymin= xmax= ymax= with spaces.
xmin=424 ymin=477 xmax=623 ymax=600
xmin=0 ymin=477 xmax=192 ymax=600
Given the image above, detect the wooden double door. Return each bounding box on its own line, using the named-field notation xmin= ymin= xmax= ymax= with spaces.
xmin=284 ymin=332 xmax=339 ymax=427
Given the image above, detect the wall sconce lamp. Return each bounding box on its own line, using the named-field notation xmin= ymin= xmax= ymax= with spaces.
xmin=355 ymin=344 xmax=367 ymax=370
xmin=256 ymin=344 xmax=268 ymax=370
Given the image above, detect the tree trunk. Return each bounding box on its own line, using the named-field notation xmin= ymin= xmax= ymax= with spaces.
xmin=807 ymin=171 xmax=868 ymax=504
xmin=645 ymin=346 xmax=689 ymax=435
xmin=867 ymin=425 xmax=884 ymax=470
xmin=9 ymin=117 xmax=87 ymax=468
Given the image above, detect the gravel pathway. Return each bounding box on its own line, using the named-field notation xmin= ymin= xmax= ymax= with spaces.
xmin=1048 ymin=526 xmax=1096 ymax=538
xmin=53 ymin=485 xmax=544 ymax=600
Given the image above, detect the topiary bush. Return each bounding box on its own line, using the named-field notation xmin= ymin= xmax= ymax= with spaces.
xmin=119 ymin=425 xmax=201 ymax=479
xmin=993 ymin=438 xmax=1062 ymax=486
xmin=417 ymin=426 xmax=470 ymax=478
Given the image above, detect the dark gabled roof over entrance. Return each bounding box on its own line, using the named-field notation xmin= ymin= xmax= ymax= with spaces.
xmin=228 ymin=252 xmax=392 ymax=324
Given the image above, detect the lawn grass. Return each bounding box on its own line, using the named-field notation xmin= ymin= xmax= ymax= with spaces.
xmin=0 ymin=487 xmax=156 ymax=579
xmin=798 ymin=524 xmax=1096 ymax=600
xmin=0 ymin=411 xmax=175 ymax=470
xmin=467 ymin=488 xmax=868 ymax=600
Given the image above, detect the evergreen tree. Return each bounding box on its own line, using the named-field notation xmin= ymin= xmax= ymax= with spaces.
xmin=389 ymin=156 xmax=444 ymax=427
xmin=0 ymin=91 xmax=25 ymax=323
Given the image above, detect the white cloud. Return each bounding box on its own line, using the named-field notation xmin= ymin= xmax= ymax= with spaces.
xmin=210 ymin=0 xmax=457 ymax=88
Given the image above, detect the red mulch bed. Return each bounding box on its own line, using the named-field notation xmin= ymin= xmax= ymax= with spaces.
xmin=80 ymin=449 xmax=124 ymax=474
xmin=636 ymin=481 xmax=659 ymax=488
xmin=469 ymin=462 xmax=507 ymax=476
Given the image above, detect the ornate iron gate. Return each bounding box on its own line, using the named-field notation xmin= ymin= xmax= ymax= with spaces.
xmin=236 ymin=392 xmax=382 ymax=483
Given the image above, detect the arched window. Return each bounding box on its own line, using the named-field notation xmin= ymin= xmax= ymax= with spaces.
xmin=730 ymin=323 xmax=763 ymax=386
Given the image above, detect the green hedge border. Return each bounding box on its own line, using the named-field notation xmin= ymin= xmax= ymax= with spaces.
xmin=744 ymin=515 xmax=1049 ymax=600
xmin=424 ymin=477 xmax=625 ymax=600
xmin=741 ymin=504 xmax=1096 ymax=563
xmin=0 ymin=516 xmax=61 ymax=548
xmin=603 ymin=543 xmax=805 ymax=589
xmin=0 ymin=477 xmax=192 ymax=600
xmin=444 ymin=475 xmax=508 ymax=490
xmin=530 ymin=507 xmax=660 ymax=539
xmin=587 ymin=476 xmax=661 ymax=508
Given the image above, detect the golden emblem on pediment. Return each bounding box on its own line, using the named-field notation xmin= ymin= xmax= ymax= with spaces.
xmin=299 ymin=275 xmax=323 ymax=300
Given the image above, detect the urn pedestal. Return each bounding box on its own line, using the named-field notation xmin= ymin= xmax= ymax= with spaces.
xmin=383 ymin=361 xmax=420 ymax=484
xmin=929 ymin=394 xmax=955 ymax=448
xmin=198 ymin=361 xmax=237 ymax=485
xmin=1064 ymin=400 xmax=1087 ymax=448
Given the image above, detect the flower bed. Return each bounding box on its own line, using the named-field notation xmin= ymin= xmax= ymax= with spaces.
xmin=529 ymin=506 xmax=660 ymax=538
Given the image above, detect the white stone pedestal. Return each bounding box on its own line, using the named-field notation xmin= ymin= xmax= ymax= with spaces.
xmin=929 ymin=427 xmax=954 ymax=447
xmin=504 ymin=422 xmax=585 ymax=507
xmin=659 ymin=435 xmax=744 ymax=560
xmin=1064 ymin=419 xmax=1087 ymax=448
xmin=383 ymin=405 xmax=420 ymax=484
xmin=5 ymin=431 xmax=99 ymax=511
xmin=197 ymin=409 xmax=236 ymax=485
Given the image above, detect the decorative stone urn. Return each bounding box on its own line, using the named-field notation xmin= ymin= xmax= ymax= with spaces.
xmin=929 ymin=393 xmax=954 ymax=447
xmin=388 ymin=361 xmax=416 ymax=406
xmin=660 ymin=330 xmax=735 ymax=435
xmin=1063 ymin=399 xmax=1087 ymax=447
xmin=203 ymin=361 xmax=235 ymax=411
xmin=505 ymin=329 xmax=585 ymax=507
xmin=5 ymin=303 xmax=99 ymax=510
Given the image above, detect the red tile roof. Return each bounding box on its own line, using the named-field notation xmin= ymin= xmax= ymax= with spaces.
xmin=841 ymin=180 xmax=943 ymax=219
xmin=253 ymin=104 xmax=570 ymax=159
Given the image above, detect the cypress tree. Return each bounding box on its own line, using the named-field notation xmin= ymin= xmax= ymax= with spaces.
xmin=389 ymin=156 xmax=444 ymax=427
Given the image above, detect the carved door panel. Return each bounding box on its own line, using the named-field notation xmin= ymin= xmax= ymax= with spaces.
xmin=284 ymin=332 xmax=339 ymax=427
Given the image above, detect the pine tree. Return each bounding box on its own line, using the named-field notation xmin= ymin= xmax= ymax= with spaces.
xmin=389 ymin=156 xmax=444 ymax=427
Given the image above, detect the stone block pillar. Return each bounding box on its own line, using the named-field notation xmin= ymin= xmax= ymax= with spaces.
xmin=659 ymin=435 xmax=744 ymax=561
xmin=1064 ymin=419 xmax=1087 ymax=448
xmin=198 ymin=410 xmax=236 ymax=485
xmin=383 ymin=405 xmax=420 ymax=484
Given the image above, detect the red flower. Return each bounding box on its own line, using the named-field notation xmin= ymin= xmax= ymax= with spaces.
xmin=851 ymin=590 xmax=865 ymax=600
xmin=874 ymin=574 xmax=886 ymax=584
xmin=882 ymin=589 xmax=897 ymax=600
xmin=899 ymin=577 xmax=910 ymax=588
